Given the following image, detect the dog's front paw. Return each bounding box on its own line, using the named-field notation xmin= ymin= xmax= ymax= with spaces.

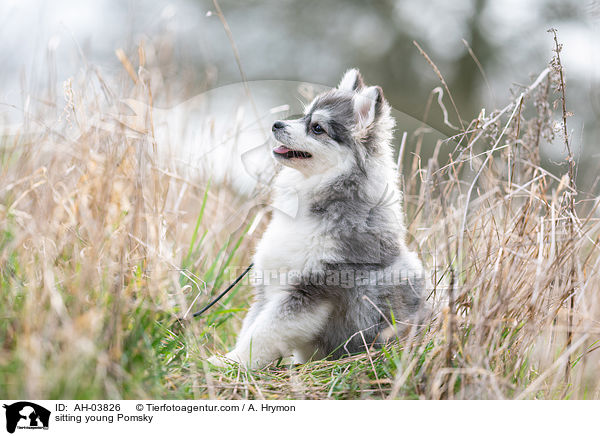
xmin=207 ymin=350 xmax=247 ymax=368
xmin=224 ymin=350 xmax=246 ymax=365
xmin=207 ymin=354 xmax=231 ymax=368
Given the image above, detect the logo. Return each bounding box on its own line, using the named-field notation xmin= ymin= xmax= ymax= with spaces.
xmin=2 ymin=402 xmax=50 ymax=434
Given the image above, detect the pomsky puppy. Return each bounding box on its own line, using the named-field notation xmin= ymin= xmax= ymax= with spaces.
xmin=209 ymin=69 xmax=426 ymax=369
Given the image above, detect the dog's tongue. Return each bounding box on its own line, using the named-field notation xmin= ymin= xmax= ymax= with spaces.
xmin=273 ymin=145 xmax=291 ymax=154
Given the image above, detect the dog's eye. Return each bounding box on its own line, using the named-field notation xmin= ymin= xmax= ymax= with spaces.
xmin=311 ymin=123 xmax=325 ymax=135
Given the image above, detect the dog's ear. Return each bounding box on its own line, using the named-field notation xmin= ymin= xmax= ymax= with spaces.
xmin=338 ymin=68 xmax=364 ymax=92
xmin=353 ymin=85 xmax=383 ymax=132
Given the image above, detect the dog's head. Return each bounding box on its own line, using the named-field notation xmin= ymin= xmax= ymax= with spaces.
xmin=271 ymin=69 xmax=394 ymax=176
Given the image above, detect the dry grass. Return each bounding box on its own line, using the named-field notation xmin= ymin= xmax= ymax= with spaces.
xmin=1 ymin=36 xmax=599 ymax=400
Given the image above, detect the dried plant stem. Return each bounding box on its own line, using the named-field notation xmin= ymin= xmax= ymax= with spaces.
xmin=413 ymin=41 xmax=465 ymax=130
xmin=460 ymin=68 xmax=550 ymax=242
xmin=548 ymin=28 xmax=577 ymax=384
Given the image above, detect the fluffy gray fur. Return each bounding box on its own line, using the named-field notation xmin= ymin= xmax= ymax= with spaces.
xmin=209 ymin=69 xmax=426 ymax=368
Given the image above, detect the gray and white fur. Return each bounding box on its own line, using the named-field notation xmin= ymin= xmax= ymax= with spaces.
xmin=208 ymin=69 xmax=426 ymax=369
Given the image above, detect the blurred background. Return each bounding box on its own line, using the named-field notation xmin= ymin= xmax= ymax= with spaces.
xmin=0 ymin=0 xmax=598 ymax=188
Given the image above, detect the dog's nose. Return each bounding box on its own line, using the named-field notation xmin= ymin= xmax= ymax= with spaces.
xmin=272 ymin=121 xmax=286 ymax=132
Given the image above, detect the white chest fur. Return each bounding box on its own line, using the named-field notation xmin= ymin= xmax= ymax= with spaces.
xmin=254 ymin=208 xmax=336 ymax=274
xmin=253 ymin=168 xmax=342 ymax=289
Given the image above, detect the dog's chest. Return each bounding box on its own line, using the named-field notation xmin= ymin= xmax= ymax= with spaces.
xmin=254 ymin=210 xmax=337 ymax=274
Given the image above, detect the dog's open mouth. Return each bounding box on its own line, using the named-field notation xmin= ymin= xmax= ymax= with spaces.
xmin=272 ymin=145 xmax=312 ymax=159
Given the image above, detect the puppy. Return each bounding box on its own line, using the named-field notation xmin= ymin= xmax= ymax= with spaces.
xmin=209 ymin=69 xmax=426 ymax=369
